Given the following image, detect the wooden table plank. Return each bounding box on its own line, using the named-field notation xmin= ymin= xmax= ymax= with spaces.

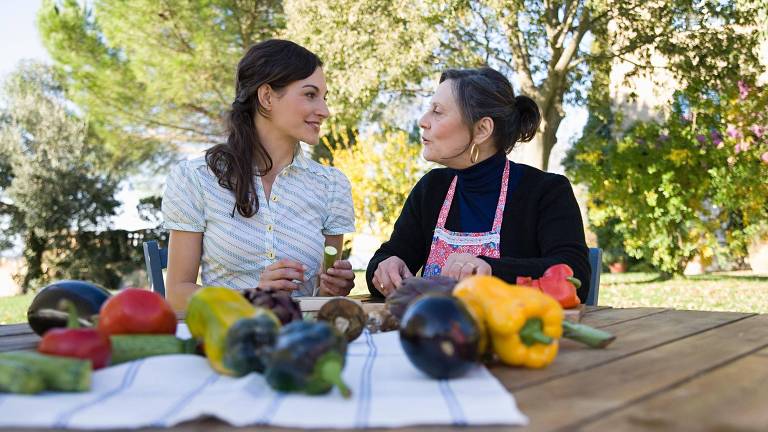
xmin=491 ymin=309 xmax=750 ymax=392
xmin=579 ymin=346 xmax=768 ymax=431
xmin=0 ymin=323 xmax=35 ymax=337
xmin=513 ymin=314 xmax=768 ymax=431
xmin=581 ymin=307 xmax=668 ymax=328
xmin=0 ymin=333 xmax=40 ymax=351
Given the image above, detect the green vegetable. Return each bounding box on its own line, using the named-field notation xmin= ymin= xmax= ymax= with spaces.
xmin=0 ymin=359 xmax=46 ymax=394
xmin=323 ymin=246 xmax=338 ymax=271
xmin=110 ymin=335 xmax=199 ymax=365
xmin=223 ymin=311 xmax=281 ymax=376
xmin=265 ymin=321 xmax=351 ymax=398
xmin=0 ymin=351 xmax=91 ymax=392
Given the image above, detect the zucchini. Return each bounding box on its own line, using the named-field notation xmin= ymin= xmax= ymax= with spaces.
xmin=0 ymin=351 xmax=91 ymax=392
xmin=110 ymin=335 xmax=198 ymax=365
xmin=0 ymin=359 xmax=46 ymax=394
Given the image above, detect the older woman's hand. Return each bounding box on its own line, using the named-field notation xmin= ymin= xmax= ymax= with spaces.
xmin=372 ymin=256 xmax=413 ymax=297
xmin=318 ymin=259 xmax=355 ymax=296
xmin=443 ymin=253 xmax=492 ymax=281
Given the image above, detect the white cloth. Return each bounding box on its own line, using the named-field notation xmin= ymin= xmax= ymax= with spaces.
xmin=162 ymin=145 xmax=355 ymax=296
xmin=0 ymin=330 xmax=527 ymax=429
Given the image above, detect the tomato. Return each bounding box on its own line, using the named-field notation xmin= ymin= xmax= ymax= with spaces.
xmin=98 ymin=289 xmax=177 ymax=335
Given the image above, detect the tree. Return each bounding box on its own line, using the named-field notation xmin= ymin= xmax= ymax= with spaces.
xmin=565 ymin=74 xmax=768 ymax=274
xmin=0 ymin=62 xmax=121 ymax=290
xmin=322 ymin=128 xmax=432 ymax=240
xmin=39 ymin=1 xmax=763 ymax=171
xmin=37 ymin=0 xmax=284 ymax=169
xmin=286 ymin=0 xmax=763 ymax=170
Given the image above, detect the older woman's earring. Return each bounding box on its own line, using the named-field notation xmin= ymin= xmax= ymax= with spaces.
xmin=470 ymin=143 xmax=480 ymax=164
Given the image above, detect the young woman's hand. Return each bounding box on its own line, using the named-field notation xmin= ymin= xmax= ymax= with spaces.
xmin=318 ymin=260 xmax=355 ymax=296
xmin=258 ymin=259 xmax=306 ymax=291
xmin=443 ymin=253 xmax=492 ymax=281
xmin=372 ymin=256 xmax=413 ymax=297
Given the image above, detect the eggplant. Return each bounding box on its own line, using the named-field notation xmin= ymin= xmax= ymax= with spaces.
xmin=387 ymin=276 xmax=457 ymax=320
xmin=399 ymin=294 xmax=480 ymax=379
xmin=27 ymin=280 xmax=111 ymax=336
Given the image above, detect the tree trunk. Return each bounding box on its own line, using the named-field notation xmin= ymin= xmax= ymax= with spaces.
xmin=513 ymin=101 xmax=564 ymax=171
xmin=21 ymin=233 xmax=45 ymax=293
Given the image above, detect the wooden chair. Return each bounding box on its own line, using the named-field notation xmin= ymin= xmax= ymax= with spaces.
xmin=143 ymin=240 xmax=168 ymax=297
xmin=587 ymin=247 xmax=603 ymax=306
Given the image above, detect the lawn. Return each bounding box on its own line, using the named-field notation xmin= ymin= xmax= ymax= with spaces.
xmin=2 ymin=271 xmax=767 ymax=324
xmin=0 ymin=292 xmax=34 ymax=325
xmin=599 ymin=271 xmax=768 ymax=313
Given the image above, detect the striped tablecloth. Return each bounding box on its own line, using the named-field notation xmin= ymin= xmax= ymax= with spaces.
xmin=0 ymin=330 xmax=527 ymax=429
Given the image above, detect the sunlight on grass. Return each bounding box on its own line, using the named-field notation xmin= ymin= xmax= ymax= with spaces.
xmin=0 ymin=293 xmax=34 ymax=325
xmin=599 ymin=272 xmax=768 ymax=313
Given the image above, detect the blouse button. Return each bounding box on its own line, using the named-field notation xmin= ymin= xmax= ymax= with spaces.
xmin=271 ymin=195 xmax=278 ymax=202
xmin=267 ymin=250 xmax=275 ymax=259
xmin=266 ymin=224 xmax=273 ymax=232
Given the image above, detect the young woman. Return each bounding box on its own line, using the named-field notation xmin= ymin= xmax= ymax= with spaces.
xmin=367 ymin=67 xmax=590 ymax=301
xmin=162 ymin=39 xmax=355 ymax=311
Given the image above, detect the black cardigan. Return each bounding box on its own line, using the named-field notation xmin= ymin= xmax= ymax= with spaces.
xmin=365 ymin=163 xmax=591 ymax=301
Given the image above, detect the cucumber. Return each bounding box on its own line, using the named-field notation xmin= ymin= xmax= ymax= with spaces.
xmin=0 ymin=359 xmax=46 ymax=394
xmin=110 ymin=335 xmax=199 ymax=365
xmin=0 ymin=351 xmax=91 ymax=392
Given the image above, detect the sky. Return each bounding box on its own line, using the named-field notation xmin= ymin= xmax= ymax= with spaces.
xmin=0 ymin=0 xmax=154 ymax=234
xmin=0 ymin=0 xmax=587 ymax=236
xmin=0 ymin=1 xmax=50 ymax=78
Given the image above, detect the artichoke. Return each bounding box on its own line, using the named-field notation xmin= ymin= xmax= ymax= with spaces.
xmin=242 ymin=288 xmax=302 ymax=325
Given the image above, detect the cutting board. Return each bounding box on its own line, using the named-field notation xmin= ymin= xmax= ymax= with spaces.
xmin=296 ymin=296 xmax=584 ymax=322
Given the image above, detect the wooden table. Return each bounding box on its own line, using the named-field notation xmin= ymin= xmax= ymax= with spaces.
xmin=2 ymin=307 xmax=766 ymax=431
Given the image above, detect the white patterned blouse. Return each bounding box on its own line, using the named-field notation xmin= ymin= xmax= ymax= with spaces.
xmin=161 ymin=146 xmax=355 ymax=296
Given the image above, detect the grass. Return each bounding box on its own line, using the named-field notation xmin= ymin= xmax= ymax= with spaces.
xmin=599 ymin=271 xmax=768 ymax=313
xmin=0 ymin=293 xmax=34 ymax=325
xmin=2 ymin=271 xmax=766 ymax=324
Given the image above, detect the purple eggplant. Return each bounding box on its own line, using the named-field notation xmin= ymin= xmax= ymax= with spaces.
xmin=27 ymin=280 xmax=111 ymax=336
xmin=399 ymin=293 xmax=480 ymax=379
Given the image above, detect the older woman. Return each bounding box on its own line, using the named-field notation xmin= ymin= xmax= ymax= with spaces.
xmin=367 ymin=67 xmax=590 ymax=301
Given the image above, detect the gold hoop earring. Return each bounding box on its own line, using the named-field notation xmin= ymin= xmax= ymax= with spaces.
xmin=470 ymin=143 xmax=480 ymax=164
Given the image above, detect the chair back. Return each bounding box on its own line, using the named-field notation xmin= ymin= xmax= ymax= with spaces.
xmin=587 ymin=247 xmax=603 ymax=306
xmin=143 ymin=240 xmax=168 ymax=297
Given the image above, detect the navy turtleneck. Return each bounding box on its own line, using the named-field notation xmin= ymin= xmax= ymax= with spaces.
xmin=449 ymin=151 xmax=521 ymax=232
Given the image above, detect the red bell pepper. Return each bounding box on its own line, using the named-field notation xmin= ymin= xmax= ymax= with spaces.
xmin=516 ymin=264 xmax=582 ymax=309
xmin=38 ymin=301 xmax=111 ymax=369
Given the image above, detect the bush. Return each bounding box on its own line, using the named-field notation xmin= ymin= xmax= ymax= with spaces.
xmin=567 ymin=81 xmax=768 ymax=274
xmin=323 ymin=129 xmax=431 ymax=240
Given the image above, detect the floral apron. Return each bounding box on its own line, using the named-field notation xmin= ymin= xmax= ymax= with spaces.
xmin=423 ymin=160 xmax=510 ymax=277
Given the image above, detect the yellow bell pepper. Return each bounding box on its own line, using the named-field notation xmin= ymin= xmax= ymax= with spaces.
xmin=454 ymin=276 xmax=563 ymax=369
xmin=186 ymin=286 xmax=257 ymax=375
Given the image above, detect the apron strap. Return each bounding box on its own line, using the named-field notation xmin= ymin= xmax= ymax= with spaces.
xmin=436 ymin=176 xmax=458 ymax=229
xmin=491 ymin=161 xmax=511 ymax=231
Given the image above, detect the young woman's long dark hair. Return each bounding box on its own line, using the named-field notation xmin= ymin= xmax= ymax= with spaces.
xmin=206 ymin=39 xmax=323 ymax=218
xmin=439 ymin=67 xmax=541 ymax=154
